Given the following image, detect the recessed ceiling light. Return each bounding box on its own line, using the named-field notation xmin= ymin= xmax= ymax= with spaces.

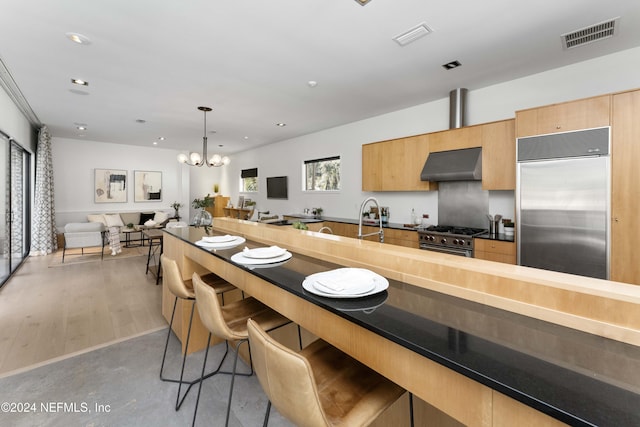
xmin=135 ymin=119 xmax=146 ymax=124
xmin=276 ymin=123 xmax=286 ymax=127
xmin=76 ymin=126 xmax=86 ymax=130
xmin=442 ymin=60 xmax=462 ymax=70
xmin=307 ymin=80 xmax=318 ymax=88
xmin=354 ymin=0 xmax=373 ymax=5
xmin=65 ymin=32 xmax=91 ymax=45
xmin=153 ymin=141 xmax=158 ymax=146
xmin=243 ymin=136 xmax=249 ymax=140
xmin=71 ymin=78 xmax=88 ymax=86
xmin=158 ymin=137 xmax=165 ymax=141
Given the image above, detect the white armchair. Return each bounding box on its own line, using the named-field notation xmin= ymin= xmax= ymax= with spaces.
xmin=63 ymin=222 xmax=106 ymax=262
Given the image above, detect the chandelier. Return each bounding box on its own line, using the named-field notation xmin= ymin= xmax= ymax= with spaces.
xmin=177 ymin=106 xmax=230 ymax=167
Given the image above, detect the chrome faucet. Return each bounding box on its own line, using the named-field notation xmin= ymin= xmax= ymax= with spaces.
xmin=357 ymin=197 xmax=384 ymax=243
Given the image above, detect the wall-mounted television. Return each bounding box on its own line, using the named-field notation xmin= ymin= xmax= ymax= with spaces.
xmin=266 ymin=176 xmax=288 ymax=199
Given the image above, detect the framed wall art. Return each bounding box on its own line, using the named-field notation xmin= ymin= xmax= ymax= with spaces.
xmin=134 ymin=170 xmax=162 ymax=202
xmin=94 ymin=169 xmax=127 ymax=203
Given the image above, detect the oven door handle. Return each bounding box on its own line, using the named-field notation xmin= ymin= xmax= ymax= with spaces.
xmin=420 ymin=245 xmax=472 ymax=257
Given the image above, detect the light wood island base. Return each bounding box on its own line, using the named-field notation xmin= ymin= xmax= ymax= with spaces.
xmin=162 ymin=218 xmax=640 ymax=426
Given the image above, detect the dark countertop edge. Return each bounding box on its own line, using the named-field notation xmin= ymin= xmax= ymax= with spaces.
xmin=163 ymin=228 xmax=638 ymax=427
xmin=475 ymin=232 xmax=516 ymax=242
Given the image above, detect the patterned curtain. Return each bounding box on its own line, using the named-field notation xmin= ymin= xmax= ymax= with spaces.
xmin=30 ymin=125 xmax=57 ymax=255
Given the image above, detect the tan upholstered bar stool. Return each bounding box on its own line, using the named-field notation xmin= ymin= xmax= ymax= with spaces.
xmin=191 ymin=272 xmax=292 ymax=427
xmin=159 ymin=255 xmax=236 ymax=410
xmin=247 ymin=318 xmax=408 ymax=427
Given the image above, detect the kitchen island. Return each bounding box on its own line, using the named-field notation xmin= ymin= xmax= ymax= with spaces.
xmin=162 ymin=218 xmax=640 ymax=426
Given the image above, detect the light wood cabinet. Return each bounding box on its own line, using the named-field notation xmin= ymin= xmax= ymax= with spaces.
xmin=322 ymin=221 xmax=418 ymax=247
xmin=205 ymin=195 xmax=229 ymax=217
xmin=429 ymin=124 xmax=482 ymax=152
xmin=362 ymin=134 xmax=437 ymax=192
xmin=474 ymin=239 xmax=516 ymax=265
xmin=611 ymin=89 xmax=640 ymax=285
xmin=482 ymin=119 xmax=516 ymax=190
xmin=515 ymin=95 xmax=611 ymax=138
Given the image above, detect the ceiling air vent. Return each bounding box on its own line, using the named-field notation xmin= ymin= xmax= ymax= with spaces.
xmin=561 ymin=17 xmax=619 ymax=50
xmin=393 ymin=23 xmax=433 ymax=46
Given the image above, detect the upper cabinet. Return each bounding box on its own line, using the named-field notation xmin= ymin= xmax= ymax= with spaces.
xmin=515 ymin=95 xmax=611 ymax=138
xmin=363 ymin=119 xmax=516 ymax=191
xmin=362 ymin=134 xmax=437 ymax=191
xmin=611 ymin=89 xmax=640 ymax=285
xmin=429 ymin=125 xmax=482 ymax=152
xmin=482 ymin=119 xmax=515 ymax=190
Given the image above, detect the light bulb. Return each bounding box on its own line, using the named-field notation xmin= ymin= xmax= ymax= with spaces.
xmin=222 ymin=156 xmax=231 ymax=165
xmin=190 ymin=152 xmax=202 ymax=164
xmin=210 ymin=154 xmax=222 ymax=165
xmin=177 ymin=153 xmax=188 ymax=163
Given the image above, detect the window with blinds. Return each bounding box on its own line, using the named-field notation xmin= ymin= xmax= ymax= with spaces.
xmin=240 ymin=168 xmax=258 ymax=192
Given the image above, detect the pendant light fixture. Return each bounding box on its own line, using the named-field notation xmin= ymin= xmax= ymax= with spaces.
xmin=177 ymin=106 xmax=230 ymax=167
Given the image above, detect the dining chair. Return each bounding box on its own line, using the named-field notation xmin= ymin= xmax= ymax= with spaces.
xmin=247 ymin=318 xmax=408 ymax=427
xmin=159 ymin=255 xmax=237 ymax=410
xmin=191 ymin=272 xmax=292 ymax=427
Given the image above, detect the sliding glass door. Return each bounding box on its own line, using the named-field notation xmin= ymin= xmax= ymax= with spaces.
xmin=0 ymin=134 xmax=31 ymax=286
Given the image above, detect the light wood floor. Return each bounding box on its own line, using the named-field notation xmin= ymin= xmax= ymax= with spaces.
xmin=0 ymin=250 xmax=166 ymax=376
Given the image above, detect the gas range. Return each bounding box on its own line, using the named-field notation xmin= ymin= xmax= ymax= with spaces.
xmin=417 ymin=225 xmax=487 ymax=257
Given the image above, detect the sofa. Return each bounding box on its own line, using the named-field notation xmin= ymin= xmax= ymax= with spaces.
xmin=56 ymin=210 xmax=175 ymax=249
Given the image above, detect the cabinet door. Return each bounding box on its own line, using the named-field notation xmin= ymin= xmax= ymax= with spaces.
xmin=516 ymin=95 xmax=611 ymax=137
xmin=482 ymin=119 xmax=516 ymax=190
xmin=362 ymin=134 xmax=435 ymax=191
xmin=611 ymin=90 xmax=640 ymax=285
xmin=429 ymin=125 xmax=482 ymax=152
xmin=362 ymin=141 xmax=383 ymax=191
xmin=474 ymin=239 xmax=516 ymax=264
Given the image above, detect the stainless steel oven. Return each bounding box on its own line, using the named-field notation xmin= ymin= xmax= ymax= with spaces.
xmin=417 ymin=225 xmax=486 ymax=258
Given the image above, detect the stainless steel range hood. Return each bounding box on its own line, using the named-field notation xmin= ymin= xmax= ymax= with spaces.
xmin=420 ymin=147 xmax=482 ymax=181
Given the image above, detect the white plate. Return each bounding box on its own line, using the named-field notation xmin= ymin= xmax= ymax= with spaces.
xmin=195 ymin=237 xmax=246 ymax=250
xmin=242 ymin=246 xmax=287 ymax=259
xmin=312 ymin=279 xmax=375 ymax=296
xmin=302 ymin=269 xmax=389 ymax=298
xmin=231 ymin=251 xmax=292 ymax=265
xmin=202 ymin=234 xmax=237 ymax=243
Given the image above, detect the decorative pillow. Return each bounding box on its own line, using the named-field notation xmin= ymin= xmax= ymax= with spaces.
xmin=154 ymin=211 xmax=169 ymax=224
xmin=140 ymin=212 xmax=155 ymax=224
xmin=87 ymin=214 xmax=107 ymax=226
xmin=104 ymin=213 xmax=124 ymax=227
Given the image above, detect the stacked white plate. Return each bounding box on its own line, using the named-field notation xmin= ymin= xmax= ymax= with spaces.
xmin=195 ymin=234 xmax=246 ymax=250
xmin=302 ymin=268 xmax=388 ymax=298
xmin=231 ymin=246 xmax=292 ymax=265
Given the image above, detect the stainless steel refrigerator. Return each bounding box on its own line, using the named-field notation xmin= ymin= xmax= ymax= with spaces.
xmin=516 ymin=127 xmax=610 ymax=279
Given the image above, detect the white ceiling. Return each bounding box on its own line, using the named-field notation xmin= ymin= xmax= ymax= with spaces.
xmin=1 ymin=0 xmax=639 ymax=155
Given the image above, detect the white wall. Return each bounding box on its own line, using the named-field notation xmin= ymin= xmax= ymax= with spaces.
xmin=223 ymin=46 xmax=640 ymax=225
xmin=50 ymin=46 xmax=640 ymax=229
xmin=52 ymin=138 xmax=188 ymax=228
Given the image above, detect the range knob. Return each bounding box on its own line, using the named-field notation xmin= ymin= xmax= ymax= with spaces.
xmin=453 ymin=239 xmax=459 ymax=245
xmin=440 ymin=238 xmax=447 ymax=244
xmin=429 ymin=235 xmax=435 ymax=241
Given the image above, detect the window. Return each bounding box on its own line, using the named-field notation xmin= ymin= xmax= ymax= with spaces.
xmin=241 ymin=168 xmax=258 ymax=192
xmin=304 ymin=156 xmax=340 ymax=191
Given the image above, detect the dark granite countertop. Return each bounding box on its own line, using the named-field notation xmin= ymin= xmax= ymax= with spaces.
xmin=475 ymin=232 xmax=516 ymax=242
xmin=165 ymin=227 xmax=640 ymax=427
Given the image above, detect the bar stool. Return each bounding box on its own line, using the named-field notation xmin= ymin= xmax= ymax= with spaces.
xmin=247 ymin=318 xmax=408 ymax=427
xmin=191 ymin=272 xmax=292 ymax=427
xmin=159 ymin=254 xmax=236 ymax=411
